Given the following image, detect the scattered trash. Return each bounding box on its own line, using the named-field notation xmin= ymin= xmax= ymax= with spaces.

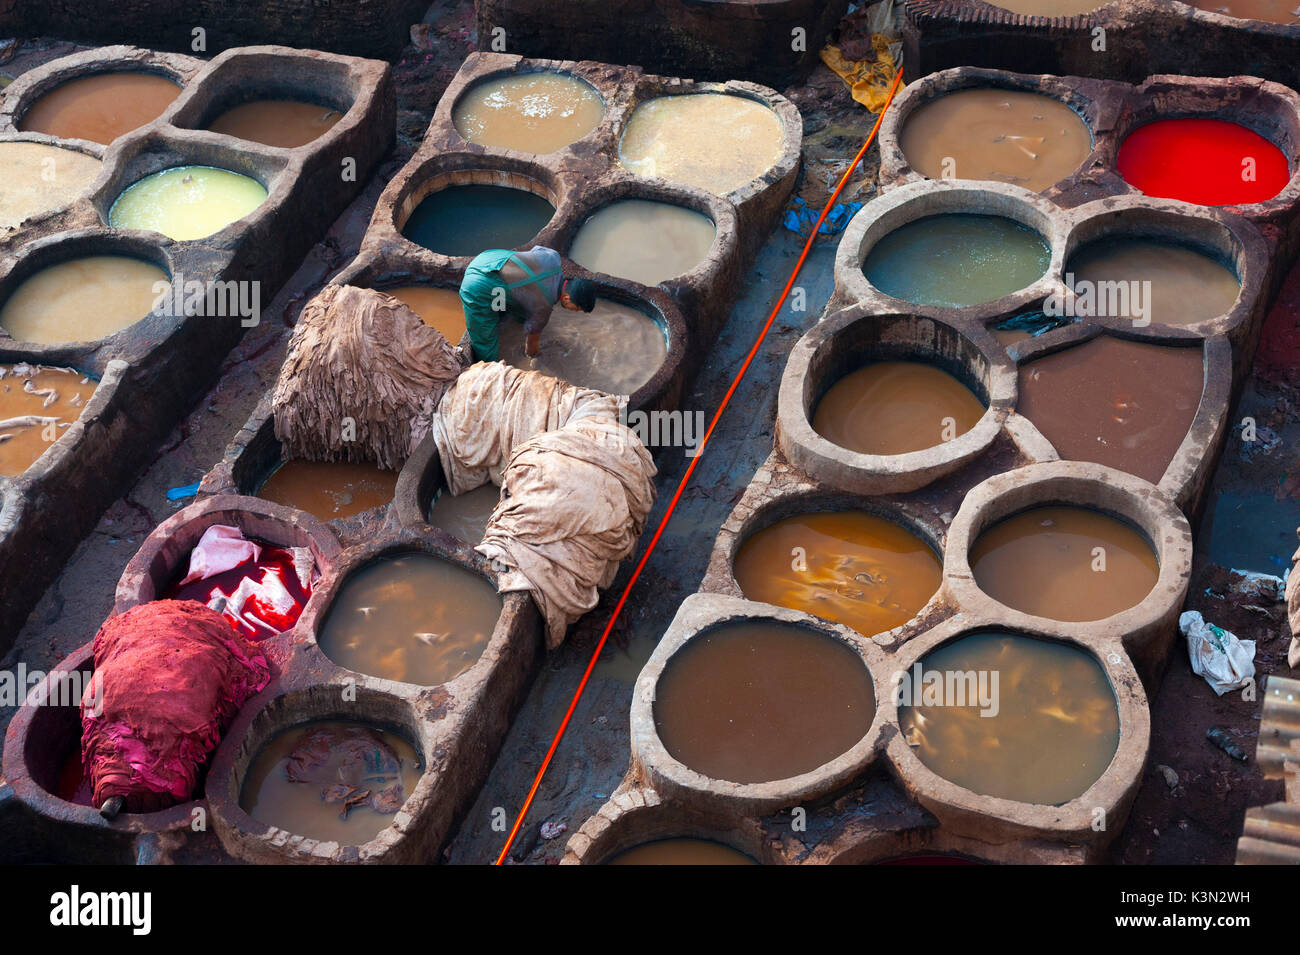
xmin=1206 ymin=726 xmax=1249 ymax=762
xmin=539 ymin=820 xmax=567 ymax=840
xmin=991 ymin=309 xmax=1073 ymax=340
xmin=782 ymin=196 xmax=862 ymax=237
xmin=1225 ymin=569 xmax=1287 ymax=602
xmin=1156 ymin=764 xmax=1179 ymax=792
xmin=165 ymin=482 xmax=201 ymax=501
xmin=1179 ymin=610 xmax=1256 ymax=695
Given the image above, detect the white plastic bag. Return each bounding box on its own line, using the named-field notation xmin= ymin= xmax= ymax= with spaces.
xmin=1180 ymin=610 xmax=1256 ymax=696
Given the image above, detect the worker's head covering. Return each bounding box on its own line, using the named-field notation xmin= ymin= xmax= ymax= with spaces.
xmin=564 ymin=277 xmax=597 ymax=312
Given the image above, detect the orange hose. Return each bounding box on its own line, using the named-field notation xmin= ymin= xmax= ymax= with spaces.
xmin=493 ymin=64 xmax=907 ymax=866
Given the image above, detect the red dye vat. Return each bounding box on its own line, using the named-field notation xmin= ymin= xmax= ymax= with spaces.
xmin=55 ymin=749 xmax=94 ymax=806
xmin=1117 ymin=118 xmax=1290 ymax=206
xmin=165 ymin=541 xmax=312 ymax=639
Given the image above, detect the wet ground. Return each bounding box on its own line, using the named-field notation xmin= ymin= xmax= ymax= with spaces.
xmin=3 ymin=5 xmax=1297 ymax=865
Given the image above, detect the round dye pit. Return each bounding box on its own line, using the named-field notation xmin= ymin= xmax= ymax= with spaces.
xmin=1065 ymin=237 xmax=1240 ymax=326
xmin=899 ymin=88 xmax=1092 ymax=193
xmin=0 ymin=365 xmax=96 ymax=476
xmin=0 ymin=255 xmax=168 ymax=344
xmin=734 ymin=511 xmax=941 ymax=638
xmin=239 ymin=720 xmax=423 ymax=845
xmin=898 ymin=632 xmax=1121 ymax=805
xmin=453 ymin=72 xmax=604 ymax=154
xmin=317 ymin=552 xmax=502 ymax=686
xmin=382 ymin=285 xmax=466 ymax=342
xmin=569 ymin=200 xmax=715 ymax=286
xmin=618 ymin=93 xmax=785 ymax=195
xmin=1117 ymin=118 xmax=1291 ymax=206
xmin=108 ymin=165 xmax=269 ymax=240
xmin=0 ymin=141 xmax=101 ymax=230
xmin=969 ymin=505 xmax=1159 ymax=621
xmin=986 ymin=0 xmax=1104 ymax=13
xmin=653 ymin=620 xmax=876 ymax=784
xmin=206 ymin=99 xmax=343 ymax=149
xmin=497 ymin=298 xmax=667 ymax=395
xmin=606 ymin=839 xmax=757 ymax=865
xmin=257 ymin=459 xmax=398 ymax=521
xmin=164 ymin=537 xmax=312 ymax=638
xmin=18 ymin=72 xmax=181 ymax=145
xmin=1186 ymin=0 xmax=1300 ymax=23
xmin=812 ymin=361 xmax=986 ymax=455
xmin=427 ymin=484 xmax=500 ymax=544
xmin=863 ymin=214 xmax=1051 ymax=307
xmin=1019 ymin=337 xmax=1203 ymax=484
xmin=402 ymin=184 xmax=555 ymax=258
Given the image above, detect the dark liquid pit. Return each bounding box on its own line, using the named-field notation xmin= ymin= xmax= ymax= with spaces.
xmin=402 ymin=185 xmax=554 ymax=258
xmin=606 ymin=839 xmax=757 ymax=865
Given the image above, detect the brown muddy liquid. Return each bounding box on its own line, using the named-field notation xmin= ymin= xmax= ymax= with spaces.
xmin=453 ymin=72 xmax=604 ymax=154
xmin=618 ymin=93 xmax=785 ymax=195
xmin=1187 ymin=0 xmax=1300 ymax=23
xmin=606 ymin=839 xmax=758 ymax=865
xmin=734 ymin=511 xmax=941 ymax=639
xmin=0 ymin=255 xmax=167 ymax=344
xmin=654 ymin=620 xmax=876 ymax=783
xmin=0 ymin=365 xmax=96 ymax=476
xmin=812 ymin=361 xmax=985 ymax=455
xmin=1066 ymin=238 xmax=1240 ymax=326
xmin=427 ymin=483 xmax=500 ymax=544
xmin=382 ymin=285 xmax=466 ymax=342
xmin=900 ymin=88 xmax=1091 ymax=192
xmin=0 ymin=142 xmax=102 ymax=230
xmin=988 ymin=0 xmax=1104 ymax=14
xmin=970 ymin=506 xmax=1159 ymax=621
xmin=206 ymin=99 xmax=343 ymax=148
xmin=19 ymin=72 xmax=181 ymax=145
xmin=1019 ymin=337 xmax=1203 ymax=484
xmin=569 ymin=200 xmax=715 ymax=286
xmin=240 ymin=720 xmax=422 ymax=845
xmin=898 ymin=632 xmax=1121 ymax=805
xmin=318 ymin=552 xmax=502 ymax=686
xmin=257 ymin=459 xmax=398 ymax=521
xmin=498 ymin=299 xmax=667 ymax=395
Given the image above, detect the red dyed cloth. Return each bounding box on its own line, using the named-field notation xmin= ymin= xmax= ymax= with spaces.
xmin=80 ymin=600 xmax=272 ymax=813
xmin=164 ymin=526 xmax=313 ymax=638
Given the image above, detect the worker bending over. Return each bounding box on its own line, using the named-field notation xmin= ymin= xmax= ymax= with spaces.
xmin=459 ymin=246 xmax=597 ymax=362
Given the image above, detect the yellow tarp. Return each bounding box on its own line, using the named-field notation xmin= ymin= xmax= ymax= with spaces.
xmin=820 ymin=33 xmax=897 ymax=112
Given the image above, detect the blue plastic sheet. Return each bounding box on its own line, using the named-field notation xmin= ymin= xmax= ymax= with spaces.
xmin=783 ymin=197 xmax=864 ymax=237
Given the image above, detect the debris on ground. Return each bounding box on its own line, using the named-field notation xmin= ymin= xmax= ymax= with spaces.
xmin=1206 ymin=726 xmax=1250 ymax=763
xmin=1180 ymin=610 xmax=1257 ymax=695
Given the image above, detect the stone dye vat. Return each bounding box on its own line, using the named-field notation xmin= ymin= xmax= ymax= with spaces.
xmin=652 ymin=619 xmax=877 ymax=784
xmin=427 ymin=484 xmax=501 ymax=545
xmin=0 ymin=364 xmax=97 ymax=476
xmin=569 ymin=199 xmax=716 ymax=287
xmin=403 ymin=184 xmax=556 ymax=258
xmin=239 ymin=720 xmax=423 ymax=845
xmin=897 ymin=86 xmax=1092 ymax=192
xmin=1017 ymin=337 xmax=1204 ymax=484
xmin=453 ymin=71 xmax=605 ymax=154
xmin=316 ymin=551 xmax=503 ymax=687
xmin=812 ymin=361 xmax=987 ymax=455
xmin=733 ymin=510 xmax=942 ymax=639
xmin=900 ymin=0 xmax=1300 ymax=95
xmin=476 ymin=0 xmax=851 ymax=87
xmin=108 ymin=165 xmax=270 ymax=240
xmin=206 ymin=100 xmax=343 ymax=149
xmin=1064 ymin=238 xmax=1241 ymax=326
xmin=0 ymin=44 xmax=394 ymax=653
xmin=17 ymin=71 xmax=181 ymax=145
xmin=0 ymin=254 xmax=168 ymax=344
xmin=0 ymin=141 xmax=102 ymax=232
xmin=257 ymin=459 xmax=398 ymax=522
xmin=497 ymin=297 xmax=669 ymax=395
xmin=1117 ymin=118 xmax=1291 ymax=206
xmin=381 ymin=285 xmax=467 ymax=343
xmin=862 ymin=214 xmax=1052 ymax=307
xmin=618 ymin=93 xmax=786 ymax=196
xmin=967 ymin=505 xmax=1160 ymax=622
xmin=898 ymin=631 xmax=1121 ymax=805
